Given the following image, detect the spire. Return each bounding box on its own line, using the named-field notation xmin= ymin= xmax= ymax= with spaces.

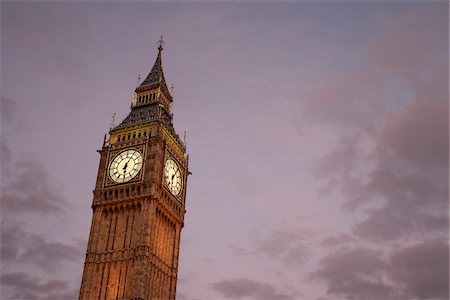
xmin=135 ymin=36 xmax=172 ymax=101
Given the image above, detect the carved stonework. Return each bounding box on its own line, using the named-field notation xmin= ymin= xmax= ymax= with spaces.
xmin=80 ymin=42 xmax=188 ymax=300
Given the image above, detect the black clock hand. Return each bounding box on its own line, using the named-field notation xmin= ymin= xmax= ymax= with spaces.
xmin=122 ymin=157 xmax=133 ymax=172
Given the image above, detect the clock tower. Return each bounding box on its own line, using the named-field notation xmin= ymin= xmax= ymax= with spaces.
xmin=79 ymin=38 xmax=189 ymax=300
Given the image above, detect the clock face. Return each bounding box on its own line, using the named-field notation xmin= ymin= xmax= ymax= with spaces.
xmin=164 ymin=159 xmax=183 ymax=196
xmin=109 ymin=149 xmax=143 ymax=183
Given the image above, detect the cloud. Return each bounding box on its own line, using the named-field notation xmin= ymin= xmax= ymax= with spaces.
xmin=1 ymin=223 xmax=83 ymax=272
xmin=0 ymin=95 xmax=18 ymax=124
xmin=310 ymin=247 xmax=393 ymax=300
xmin=367 ymin=6 xmax=448 ymax=83
xmin=1 ymin=94 xmax=68 ymax=216
xmin=211 ymin=278 xmax=297 ymax=300
xmin=0 ymin=223 xmax=23 ymax=262
xmin=320 ymin=233 xmax=356 ymax=248
xmin=1 ymin=272 xmax=67 ymax=292
xmin=389 ymin=239 xmax=449 ymax=299
xmin=1 ymin=158 xmax=67 ymax=215
xmin=0 ymin=142 xmax=12 ymax=173
xmin=233 ymin=226 xmax=312 ymax=267
xmin=350 ymin=155 xmax=448 ymax=242
xmin=0 ymin=272 xmax=77 ymax=300
xmin=349 ymin=100 xmax=448 ymax=242
xmin=310 ymin=241 xmax=449 ymax=300
xmin=300 ymin=68 xmax=387 ymax=133
xmin=254 ymin=229 xmax=311 ymax=267
xmin=303 ymin=4 xmax=448 ymax=244
xmin=378 ymin=97 xmax=448 ymax=169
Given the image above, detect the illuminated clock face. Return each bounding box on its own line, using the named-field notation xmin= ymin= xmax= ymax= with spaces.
xmin=109 ymin=149 xmax=143 ymax=183
xmin=164 ymin=159 xmax=182 ymax=196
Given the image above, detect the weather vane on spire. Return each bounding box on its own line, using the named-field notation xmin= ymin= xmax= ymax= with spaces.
xmin=158 ymin=35 xmax=165 ymax=51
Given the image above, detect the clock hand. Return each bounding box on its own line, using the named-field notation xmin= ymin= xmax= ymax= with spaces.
xmin=122 ymin=157 xmax=133 ymax=173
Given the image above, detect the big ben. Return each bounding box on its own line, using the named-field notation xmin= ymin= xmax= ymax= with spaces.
xmin=79 ymin=38 xmax=189 ymax=300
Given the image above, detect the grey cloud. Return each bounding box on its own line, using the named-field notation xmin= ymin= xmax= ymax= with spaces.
xmin=20 ymin=233 xmax=83 ymax=272
xmin=367 ymin=6 xmax=448 ymax=84
xmin=312 ymin=99 xmax=448 ymax=243
xmin=1 ymin=158 xmax=66 ymax=215
xmin=320 ymin=233 xmax=356 ymax=248
xmin=310 ymin=241 xmax=449 ymax=300
xmin=303 ymin=3 xmax=449 ymax=245
xmin=0 ymin=223 xmax=22 ymax=261
xmin=252 ymin=228 xmax=311 ymax=267
xmin=211 ymin=278 xmax=297 ymax=300
xmin=1 ymin=95 xmax=17 ymax=124
xmin=378 ymin=99 xmax=448 ymax=169
xmin=354 ymin=159 xmax=449 ymax=241
xmin=389 ymin=239 xmax=449 ymax=299
xmin=232 ymin=227 xmax=311 ymax=267
xmin=313 ymin=134 xmax=365 ymax=200
xmin=0 ymin=272 xmax=73 ymax=300
xmin=1 ymin=272 xmax=67 ymax=292
xmin=40 ymin=289 xmax=78 ymax=300
xmin=1 ymin=142 xmax=12 ymax=175
xmin=310 ymin=247 xmax=393 ymax=300
xmin=1 ymin=223 xmax=82 ymax=271
xmin=314 ymin=134 xmax=362 ymax=181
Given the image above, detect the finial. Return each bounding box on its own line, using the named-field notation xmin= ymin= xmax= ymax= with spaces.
xmin=171 ymin=83 xmax=174 ymax=96
xmin=158 ymin=35 xmax=165 ymax=51
xmin=136 ymin=74 xmax=141 ymax=87
xmin=158 ymin=103 xmax=164 ymax=119
xmin=111 ymin=112 xmax=116 ymax=127
xmin=183 ymin=131 xmax=187 ymax=146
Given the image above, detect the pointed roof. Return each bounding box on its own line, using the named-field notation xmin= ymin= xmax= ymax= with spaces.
xmin=135 ymin=37 xmax=172 ymax=101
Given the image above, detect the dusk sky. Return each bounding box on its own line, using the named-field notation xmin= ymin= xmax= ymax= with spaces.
xmin=1 ymin=1 xmax=449 ymax=300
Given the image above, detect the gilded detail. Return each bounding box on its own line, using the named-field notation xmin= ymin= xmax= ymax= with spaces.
xmin=80 ymin=40 xmax=189 ymax=300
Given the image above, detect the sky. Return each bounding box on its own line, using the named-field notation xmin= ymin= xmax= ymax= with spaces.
xmin=1 ymin=1 xmax=449 ymax=300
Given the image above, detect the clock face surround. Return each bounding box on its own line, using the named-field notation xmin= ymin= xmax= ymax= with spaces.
xmin=109 ymin=149 xmax=143 ymax=183
xmin=164 ymin=158 xmax=183 ymax=196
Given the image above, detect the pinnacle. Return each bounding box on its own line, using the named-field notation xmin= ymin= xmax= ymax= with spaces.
xmin=135 ymin=38 xmax=171 ymax=101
